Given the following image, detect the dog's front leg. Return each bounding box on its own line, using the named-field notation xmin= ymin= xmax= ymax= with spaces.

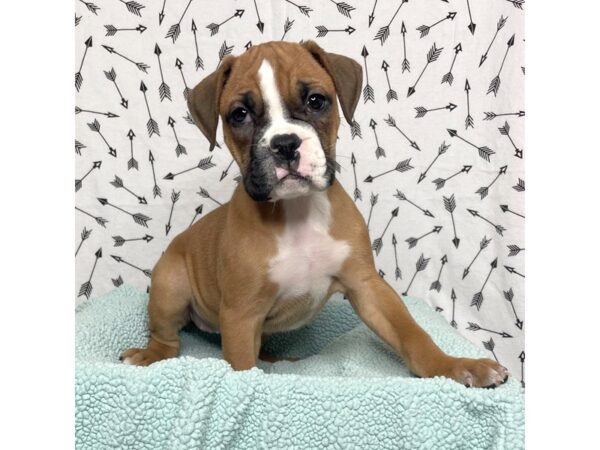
xmin=219 ymin=305 xmax=264 ymax=371
xmin=343 ymin=271 xmax=509 ymax=388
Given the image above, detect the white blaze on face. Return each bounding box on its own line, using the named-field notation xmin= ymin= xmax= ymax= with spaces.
xmin=257 ymin=59 xmax=328 ymax=199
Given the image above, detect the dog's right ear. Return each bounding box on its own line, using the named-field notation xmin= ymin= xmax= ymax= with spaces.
xmin=188 ymin=56 xmax=235 ymax=151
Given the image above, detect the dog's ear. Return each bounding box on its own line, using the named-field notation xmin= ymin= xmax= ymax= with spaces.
xmin=301 ymin=40 xmax=363 ymax=126
xmin=188 ymin=56 xmax=235 ymax=151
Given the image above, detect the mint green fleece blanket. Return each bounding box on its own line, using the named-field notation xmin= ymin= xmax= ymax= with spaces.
xmin=75 ymin=285 xmax=524 ymax=449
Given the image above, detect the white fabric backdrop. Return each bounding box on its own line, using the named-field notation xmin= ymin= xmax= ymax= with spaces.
xmin=75 ymin=0 xmax=525 ymax=384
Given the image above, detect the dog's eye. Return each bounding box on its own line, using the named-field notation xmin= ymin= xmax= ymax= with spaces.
xmin=306 ymin=94 xmax=326 ymax=111
xmin=230 ymin=107 xmax=249 ymax=124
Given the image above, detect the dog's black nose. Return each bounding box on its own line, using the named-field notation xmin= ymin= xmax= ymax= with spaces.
xmin=270 ymin=134 xmax=301 ymax=161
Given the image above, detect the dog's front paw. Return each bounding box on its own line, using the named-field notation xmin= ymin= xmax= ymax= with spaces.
xmin=119 ymin=347 xmax=169 ymax=366
xmin=443 ymin=357 xmax=509 ymax=388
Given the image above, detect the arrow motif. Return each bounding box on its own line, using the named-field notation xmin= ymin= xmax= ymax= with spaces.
xmin=350 ymin=153 xmax=361 ymax=201
xmin=328 ymin=0 xmax=354 ymax=17
xmin=166 ymin=117 xmax=186 ymax=157
xmin=384 ymin=115 xmax=420 ymax=150
xmin=360 ymin=46 xmax=375 ymax=103
xmin=159 ymin=0 xmax=166 ymax=25
xmin=483 ymin=338 xmax=499 ymax=363
xmin=164 ymin=156 xmax=215 ymax=180
xmin=394 ymin=190 xmax=434 ymax=218
xmin=480 ymin=15 xmax=508 ymax=67
xmin=102 ymin=45 xmax=150 ymax=73
xmin=104 ymin=67 xmax=128 ymax=108
xmin=471 ymin=257 xmax=498 ymax=310
xmin=126 ymin=129 xmax=138 ymax=170
xmin=414 ymin=102 xmax=456 ymax=118
xmin=464 ymin=79 xmax=474 ymax=129
xmin=499 ymin=121 xmax=523 ymax=158
xmin=220 ymin=158 xmax=235 ymax=182
xmin=430 ymin=255 xmax=448 ymax=292
xmin=75 ymin=14 xmax=81 ymax=26
xmin=217 ymin=40 xmax=234 ymax=67
xmin=189 ymin=204 xmax=204 ymax=228
xmin=350 ymin=119 xmax=362 ymax=140
xmin=154 ymin=44 xmax=172 ymax=101
xmin=119 ymin=0 xmax=144 ymax=16
xmin=432 ymin=165 xmax=472 ymax=190
xmin=367 ymin=192 xmax=378 ymax=229
xmin=507 ymin=244 xmax=525 ymax=256
xmin=281 ymin=17 xmax=294 ymax=40
xmin=519 ymin=351 xmax=525 ymax=388
xmin=463 ymin=235 xmax=492 ymax=279
xmin=175 ymin=58 xmax=192 ymax=101
xmin=98 ymin=197 xmax=152 ymax=227
xmin=364 ymin=159 xmax=414 ymax=183
xmin=417 ymin=11 xmax=457 ymax=39
xmin=444 ymin=194 xmax=460 ymax=248
xmin=468 ymin=209 xmax=506 ymax=236
xmin=392 ymin=234 xmax=402 ymax=280
xmin=476 ymin=165 xmax=508 ymax=199
xmin=207 ymin=9 xmax=244 ymax=36
xmin=513 ymin=178 xmax=525 ymax=192
xmin=166 ymin=190 xmax=181 ymax=235
xmin=507 ymin=0 xmax=525 ymax=9
xmin=112 ymin=234 xmax=153 ymax=247
xmin=450 ymin=289 xmax=457 ymax=328
xmin=75 ymin=106 xmax=118 ymax=118
xmin=373 ymin=0 xmax=407 ymax=45
xmin=110 ymin=175 xmax=147 ymax=204
xmin=253 ymin=0 xmax=264 ymax=33
xmin=406 ymin=226 xmax=443 ymax=249
xmin=87 ymin=119 xmax=117 ymax=157
xmin=447 ymin=129 xmax=494 ymax=162
xmin=75 ymin=160 xmax=102 ymax=192
xmin=467 ymin=322 xmax=512 ymax=338
xmin=372 ymin=207 xmax=399 ymax=256
xmin=402 ymin=253 xmax=430 ymax=296
xmin=504 ymin=288 xmax=523 ymax=329
xmin=75 ymin=36 xmax=92 ymax=92
xmin=466 ymin=0 xmax=476 ymax=34
xmin=400 ymin=21 xmax=410 ymax=72
xmin=484 ymin=110 xmax=525 ymax=120
xmin=75 ymin=140 xmax=86 ymax=156
xmin=140 ymin=81 xmax=160 ymax=137
xmin=104 ymin=24 xmax=146 ymax=36
xmin=149 ymin=150 xmax=161 ymax=198
xmin=190 ymin=20 xmax=205 ymax=70
xmin=441 ymin=43 xmax=462 ymax=85
xmin=78 ymin=248 xmax=102 ymax=299
xmin=368 ymin=0 xmax=378 ymax=27
xmin=408 ymin=43 xmax=443 ymax=97
xmin=500 ymin=204 xmax=525 ymax=219
xmin=283 ymin=0 xmax=312 ymax=17
xmin=79 ymin=0 xmax=100 ymax=15
xmin=111 ymin=254 xmax=152 ymax=278
xmin=369 ymin=119 xmax=385 ymax=159
xmin=504 ymin=265 xmax=525 ymax=278
xmin=75 ymin=227 xmax=92 ymax=257
xmin=487 ymin=34 xmax=516 ymax=96
xmin=380 ymin=60 xmax=398 ymax=102
xmin=165 ymin=0 xmax=194 ymax=43
xmin=418 ymin=141 xmax=450 ymax=183
xmin=197 ymin=186 xmax=223 ymax=206
xmin=75 ymin=206 xmax=108 ymax=228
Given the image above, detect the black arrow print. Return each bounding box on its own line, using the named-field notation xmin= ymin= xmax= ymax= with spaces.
xmin=430 ymin=255 xmax=448 ymax=292
xmin=465 ymin=79 xmax=474 ymax=129
xmin=384 ymin=115 xmax=420 ymax=150
xmin=418 ymin=141 xmax=450 ymax=183
xmin=154 ymin=44 xmax=171 ymax=101
xmin=104 ymin=24 xmax=146 ymax=36
xmin=480 ymin=15 xmax=508 ymax=67
xmin=513 ymin=178 xmax=525 ymax=192
xmin=401 ymin=21 xmax=410 ymax=72
xmin=484 ymin=110 xmax=525 ymax=120
xmin=408 ymin=43 xmax=443 ymax=97
xmin=281 ymin=18 xmax=294 ymax=40
xmin=519 ymin=351 xmax=525 ymax=388
xmin=447 ymin=129 xmax=495 ymax=161
xmin=468 ymin=209 xmax=506 ymax=236
xmin=507 ymin=244 xmax=525 ymax=256
xmin=119 ymin=0 xmax=144 ymax=16
xmin=87 ymin=119 xmax=117 ymax=157
xmin=175 ymin=58 xmax=192 ymax=101
xmin=392 ymin=234 xmax=402 ymax=280
xmin=414 ymin=102 xmax=456 ymax=118
xmin=504 ymin=288 xmax=523 ymax=329
xmin=75 ymin=106 xmax=118 ymax=118
xmin=393 ymin=191 xmax=433 ymax=219
xmin=368 ymin=0 xmax=378 ymax=27
xmin=78 ymin=248 xmax=102 ymax=299
xmin=126 ymin=129 xmax=138 ymax=170
xmin=463 ymin=235 xmax=492 ymax=279
xmin=360 ymin=46 xmax=374 ymax=103
xmin=140 ymin=81 xmax=160 ymax=137
xmin=165 ymin=0 xmax=194 ymax=43
xmin=432 ymin=165 xmax=472 ymax=190
xmin=499 ymin=121 xmax=523 ymax=158
xmin=112 ymin=234 xmax=153 ymax=247
xmin=500 ymin=204 xmax=524 ymax=219
xmin=329 ymin=0 xmax=354 ymax=18
xmin=149 ymin=150 xmax=161 ymax=198
xmin=75 ymin=206 xmax=108 ymax=228
xmin=104 ymin=68 xmax=128 ymax=108
xmin=164 ymin=156 xmax=215 ymax=180
xmin=197 ymin=186 xmax=223 ymax=206
xmin=466 ymin=0 xmax=476 ymax=34
xmin=373 ymin=0 xmax=407 ymax=45
xmin=378 ymin=269 xmax=386 ymax=279
xmin=483 ymin=338 xmax=499 ymax=362
xmin=217 ymin=41 xmax=235 ymax=67
xmin=406 ymin=226 xmax=443 ymax=249
xmin=75 ymin=140 xmax=86 ymax=156
xmin=504 ymin=265 xmax=525 ymax=278
xmin=159 ymin=0 xmax=166 ymax=25
xmin=369 ymin=119 xmax=385 ymax=159
xmin=166 ymin=190 xmax=181 ymax=235
xmin=75 ymin=36 xmax=92 ymax=92
xmin=189 ymin=204 xmax=204 ymax=228
xmin=402 ymin=253 xmax=430 ymax=296
xmin=253 ymin=0 xmax=264 ymax=33
xmin=471 ymin=257 xmax=498 ymax=310
xmin=507 ymin=0 xmax=525 ymax=9
xmin=350 ymin=119 xmax=362 ymax=140
xmin=444 ymin=194 xmax=460 ymax=248
xmin=220 ymin=158 xmax=235 ymax=182
xmin=381 ymin=61 xmax=398 ymax=102
xmin=467 ymin=322 xmax=513 ymax=338
xmin=441 ymin=43 xmax=462 ymax=85
xmin=450 ymin=289 xmax=457 ymax=328
xmin=372 ymin=207 xmax=399 ymax=256
xmin=487 ymin=34 xmax=516 ymax=96
xmin=207 ymin=9 xmax=244 ymax=36
xmin=98 ymin=197 xmax=152 ymax=227
xmin=283 ymin=0 xmax=312 ymax=17
xmin=476 ymin=165 xmax=508 ymax=199
xmin=167 ymin=117 xmax=186 ymax=157
xmin=364 ymin=159 xmax=414 ymax=183
xmin=111 ymin=254 xmax=152 ymax=278
xmin=79 ymin=0 xmax=100 ymax=15
xmin=102 ymin=45 xmax=150 ymax=73
xmin=110 ymin=175 xmax=147 ymax=204
xmin=75 ymin=160 xmax=102 ymax=192
xmin=367 ymin=193 xmax=378 ymax=229
xmin=75 ymin=227 xmax=92 ymax=257
xmin=417 ymin=11 xmax=457 ymax=39
xmin=350 ymin=153 xmax=362 ymax=201
xmin=76 ymin=15 xmax=82 ymax=26
xmin=190 ymin=20 xmax=205 ymax=70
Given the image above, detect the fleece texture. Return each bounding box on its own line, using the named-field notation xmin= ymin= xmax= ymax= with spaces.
xmin=75 ymin=285 xmax=524 ymax=450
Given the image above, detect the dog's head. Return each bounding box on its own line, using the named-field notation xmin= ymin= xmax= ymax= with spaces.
xmin=188 ymin=41 xmax=362 ymax=201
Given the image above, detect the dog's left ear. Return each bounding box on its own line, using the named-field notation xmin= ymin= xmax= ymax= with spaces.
xmin=301 ymin=40 xmax=363 ymax=126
